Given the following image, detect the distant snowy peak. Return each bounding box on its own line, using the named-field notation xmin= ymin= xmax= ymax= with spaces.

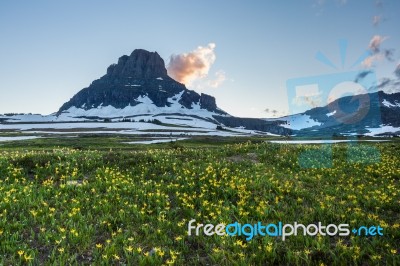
xmin=285 ymin=90 xmax=400 ymax=136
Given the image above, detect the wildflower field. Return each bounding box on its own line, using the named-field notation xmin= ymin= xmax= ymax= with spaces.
xmin=0 ymin=138 xmax=399 ymax=265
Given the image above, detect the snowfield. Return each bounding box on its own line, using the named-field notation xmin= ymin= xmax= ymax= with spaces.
xmin=365 ymin=125 xmax=400 ymax=136
xmin=1 ymin=92 xmax=398 ymax=138
xmin=0 ymin=122 xmax=211 ymax=131
xmin=0 ymin=90 xmax=268 ymax=139
xmin=0 ymin=136 xmax=40 ymax=142
xmin=0 ymin=91 xmax=239 ymax=138
xmin=0 ymin=120 xmax=262 ymax=139
xmin=268 ymin=139 xmax=389 ymax=144
xmin=124 ymin=138 xmax=188 ymax=145
xmin=57 ymin=92 xmax=227 ymax=120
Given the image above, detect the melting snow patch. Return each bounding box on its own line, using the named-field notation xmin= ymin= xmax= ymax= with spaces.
xmin=191 ymin=101 xmax=201 ymax=110
xmin=0 ymin=136 xmax=40 ymax=142
xmin=382 ymin=99 xmax=400 ymax=108
xmin=268 ymin=139 xmax=388 ymax=144
xmin=136 ymin=95 xmax=154 ymax=105
xmin=125 ymin=138 xmax=187 ymax=144
xmin=280 ymin=114 xmax=321 ymax=130
xmin=365 ymin=125 xmax=400 ymax=136
xmin=326 ymin=110 xmax=336 ymax=117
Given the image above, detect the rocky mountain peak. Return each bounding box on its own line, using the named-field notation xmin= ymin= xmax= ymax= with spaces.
xmin=57 ymin=48 xmax=226 ymax=116
xmin=105 ymin=49 xmax=168 ymax=80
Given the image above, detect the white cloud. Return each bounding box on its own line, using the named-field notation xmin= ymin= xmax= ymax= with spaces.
xmin=207 ymin=70 xmax=226 ymax=88
xmin=369 ymin=35 xmax=387 ymax=53
xmin=362 ymin=35 xmax=389 ymax=67
xmin=167 ymin=43 xmax=216 ymax=86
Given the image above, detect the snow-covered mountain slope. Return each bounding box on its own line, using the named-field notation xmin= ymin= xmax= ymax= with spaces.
xmin=0 ymin=91 xmax=230 ymax=131
xmin=0 ymin=49 xmax=290 ymax=136
xmin=58 ymin=92 xmax=227 ymax=121
xmin=279 ymin=90 xmax=400 ymax=136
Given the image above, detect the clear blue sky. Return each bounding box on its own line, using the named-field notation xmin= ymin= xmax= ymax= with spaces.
xmin=0 ymin=0 xmax=399 ymax=117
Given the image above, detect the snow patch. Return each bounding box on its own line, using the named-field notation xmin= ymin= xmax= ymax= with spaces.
xmin=268 ymin=139 xmax=388 ymax=144
xmin=365 ymin=125 xmax=400 ymax=136
xmin=280 ymin=114 xmax=322 ymax=130
xmin=125 ymin=138 xmax=188 ymax=145
xmin=0 ymin=136 xmax=40 ymax=142
xmin=382 ymin=99 xmax=400 ymax=108
xmin=136 ymin=95 xmax=154 ymax=105
xmin=326 ymin=110 xmax=336 ymax=117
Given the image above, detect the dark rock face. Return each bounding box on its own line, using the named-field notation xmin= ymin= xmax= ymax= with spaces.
xmin=58 ymin=49 xmax=225 ymax=115
xmin=106 ymin=49 xmax=168 ymax=80
xmin=200 ymin=93 xmax=217 ymax=110
xmin=379 ymin=91 xmax=400 ymax=127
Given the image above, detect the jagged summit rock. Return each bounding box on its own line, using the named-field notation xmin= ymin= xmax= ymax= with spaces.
xmin=57 ymin=49 xmax=225 ymax=115
xmin=105 ymin=49 xmax=168 ymax=80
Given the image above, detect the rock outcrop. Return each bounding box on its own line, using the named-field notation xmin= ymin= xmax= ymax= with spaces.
xmin=105 ymin=50 xmax=168 ymax=80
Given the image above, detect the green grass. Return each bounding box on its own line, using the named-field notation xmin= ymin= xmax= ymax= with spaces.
xmin=0 ymin=135 xmax=280 ymax=151
xmin=0 ymin=139 xmax=398 ymax=265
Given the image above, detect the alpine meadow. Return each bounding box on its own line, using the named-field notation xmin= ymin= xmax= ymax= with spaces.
xmin=0 ymin=1 xmax=399 ymax=265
